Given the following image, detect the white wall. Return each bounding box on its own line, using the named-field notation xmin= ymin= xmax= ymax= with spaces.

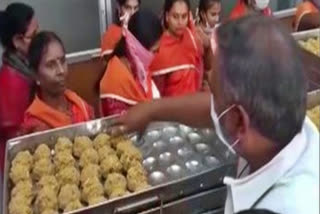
xmin=0 ymin=0 xmax=301 ymax=57
xmin=140 ymin=0 xmax=298 ymax=20
xmin=0 ymin=0 xmax=101 ymax=53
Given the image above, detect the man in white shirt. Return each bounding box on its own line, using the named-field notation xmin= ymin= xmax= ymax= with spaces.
xmin=111 ymin=15 xmax=319 ymax=214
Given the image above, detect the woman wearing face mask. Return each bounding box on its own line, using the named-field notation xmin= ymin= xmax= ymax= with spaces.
xmin=100 ymin=9 xmax=162 ymax=117
xmin=196 ymin=0 xmax=222 ymax=90
xmin=293 ymin=0 xmax=320 ymax=31
xmin=100 ymin=0 xmax=141 ymax=61
xmin=229 ymin=0 xmax=272 ymax=20
xmin=150 ymin=0 xmax=204 ymax=97
xmin=19 ymin=32 xmax=94 ymax=135
xmin=197 ymin=0 xmax=222 ymax=34
xmin=0 ymin=3 xmax=38 ymax=171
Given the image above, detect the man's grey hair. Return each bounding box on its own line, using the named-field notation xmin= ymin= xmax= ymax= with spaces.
xmin=216 ymin=15 xmax=307 ymax=147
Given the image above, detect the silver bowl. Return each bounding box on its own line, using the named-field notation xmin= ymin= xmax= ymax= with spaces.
xmin=149 ymin=171 xmax=167 ymax=185
xmin=163 ymin=126 xmax=178 ymax=138
xmin=143 ymin=156 xmax=157 ymax=171
xmin=159 ymin=152 xmax=173 ymax=166
xmin=145 ymin=130 xmax=161 ymax=143
xmin=195 ymin=143 xmax=211 ymax=155
xmin=167 ymin=164 xmax=184 ymax=179
xmin=188 ymin=133 xmax=202 ymax=144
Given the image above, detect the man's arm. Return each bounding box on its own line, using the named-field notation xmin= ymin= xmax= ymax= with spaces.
xmin=113 ymin=92 xmax=212 ymax=134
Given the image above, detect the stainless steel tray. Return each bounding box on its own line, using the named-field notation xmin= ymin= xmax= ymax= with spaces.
xmin=140 ymin=187 xmax=226 ymax=214
xmin=2 ymin=116 xmax=237 ymax=214
xmin=308 ymin=89 xmax=320 ymax=109
xmin=292 ymin=28 xmax=320 ymax=40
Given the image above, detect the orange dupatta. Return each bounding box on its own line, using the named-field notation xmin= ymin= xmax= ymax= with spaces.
xmin=294 ymin=2 xmax=319 ymax=31
xmin=26 ymin=90 xmax=90 ymax=128
xmin=101 ymin=24 xmax=122 ymax=57
xmin=100 ymin=56 xmax=153 ymax=105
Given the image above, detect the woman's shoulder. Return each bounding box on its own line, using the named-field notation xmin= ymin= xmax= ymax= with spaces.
xmin=65 ymin=89 xmax=95 ymax=121
xmin=65 ymin=89 xmax=88 ymax=103
xmin=107 ymin=24 xmax=122 ymax=32
xmin=65 ymin=89 xmax=93 ymax=111
xmin=101 ymin=24 xmax=123 ymax=56
xmin=106 ymin=56 xmax=130 ymax=74
xmin=0 ymin=63 xmax=26 ymax=81
xmin=0 ymin=64 xmax=32 ymax=94
xmin=19 ymin=112 xmax=50 ymax=136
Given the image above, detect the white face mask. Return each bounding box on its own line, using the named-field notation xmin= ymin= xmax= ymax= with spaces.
xmin=207 ymin=15 xmax=219 ymax=26
xmin=210 ymin=95 xmax=239 ymax=154
xmin=254 ymin=0 xmax=270 ymax=10
xmin=203 ymin=15 xmax=219 ymax=34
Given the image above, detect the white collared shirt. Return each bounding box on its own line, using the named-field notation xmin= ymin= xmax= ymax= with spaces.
xmin=224 ymin=117 xmax=319 ymax=214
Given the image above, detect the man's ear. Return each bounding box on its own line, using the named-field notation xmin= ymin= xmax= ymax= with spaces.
xmin=236 ymin=105 xmax=250 ymax=139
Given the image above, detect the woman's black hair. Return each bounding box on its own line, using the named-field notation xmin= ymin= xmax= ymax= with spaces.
xmin=113 ymin=9 xmax=163 ymax=57
xmin=117 ymin=0 xmax=141 ymax=6
xmin=163 ymin=0 xmax=191 ymax=28
xmin=128 ymin=9 xmax=163 ymax=50
xmin=198 ymin=0 xmax=221 ymax=22
xmin=0 ymin=3 xmax=34 ymax=50
xmin=28 ymin=31 xmax=65 ymax=72
xmin=112 ymin=38 xmax=126 ymax=58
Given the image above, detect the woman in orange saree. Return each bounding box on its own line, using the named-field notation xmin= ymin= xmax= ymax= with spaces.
xmin=149 ymin=0 xmax=204 ymax=97
xmin=229 ymin=0 xmax=272 ymax=20
xmin=20 ymin=32 xmax=94 ymax=134
xmin=100 ymin=9 xmax=162 ymax=116
xmin=100 ymin=0 xmax=141 ymax=60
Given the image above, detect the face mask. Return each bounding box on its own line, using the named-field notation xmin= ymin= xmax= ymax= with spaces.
xmin=210 ymin=95 xmax=239 ymax=154
xmin=211 ymin=15 xmax=219 ymax=24
xmin=203 ymin=15 xmax=219 ymax=34
xmin=254 ymin=0 xmax=270 ymax=10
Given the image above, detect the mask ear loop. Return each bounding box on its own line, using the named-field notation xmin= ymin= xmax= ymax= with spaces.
xmin=217 ymin=104 xmax=236 ymax=120
xmin=231 ymin=139 xmax=240 ymax=148
xmin=216 ymin=104 xmax=239 ymax=155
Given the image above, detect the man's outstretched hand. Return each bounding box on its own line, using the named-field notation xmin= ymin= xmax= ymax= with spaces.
xmin=109 ymin=102 xmax=154 ymax=136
